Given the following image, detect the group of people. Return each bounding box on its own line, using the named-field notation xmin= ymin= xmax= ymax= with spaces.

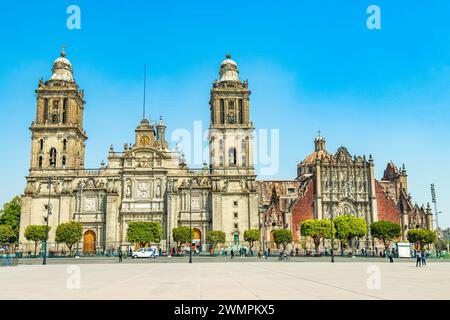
xmin=415 ymin=250 xmax=427 ymax=267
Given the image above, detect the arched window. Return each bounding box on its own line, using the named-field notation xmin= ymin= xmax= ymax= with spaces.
xmin=238 ymin=99 xmax=244 ymax=124
xmin=39 ymin=139 xmax=44 ymax=151
xmin=43 ymin=99 xmax=49 ymax=123
xmin=211 ymin=106 xmax=215 ymax=124
xmin=63 ymin=139 xmax=67 ymax=151
xmin=219 ymin=155 xmax=224 ymax=166
xmin=49 ymin=148 xmax=57 ymax=168
xmin=62 ymin=98 xmax=68 ymax=123
xmin=62 ymin=156 xmax=66 ymax=168
xmin=38 ymin=156 xmax=43 ymax=168
xmin=229 ymin=148 xmax=236 ymax=166
xmin=220 ymin=99 xmax=225 ymax=124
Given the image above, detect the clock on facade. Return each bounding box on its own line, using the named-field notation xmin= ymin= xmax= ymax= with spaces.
xmin=140 ymin=135 xmax=150 ymax=145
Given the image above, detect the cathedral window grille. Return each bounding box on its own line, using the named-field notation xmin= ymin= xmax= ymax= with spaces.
xmin=220 ymin=99 xmax=225 ymax=124
xmin=219 ymin=155 xmax=224 ymax=166
xmin=229 ymin=148 xmax=237 ymax=166
xmin=63 ymin=139 xmax=67 ymax=151
xmin=62 ymin=98 xmax=68 ymax=123
xmin=38 ymin=156 xmax=43 ymax=168
xmin=62 ymin=156 xmax=66 ymax=168
xmin=43 ymin=99 xmax=49 ymax=123
xmin=242 ymin=155 xmax=246 ymax=166
xmin=39 ymin=139 xmax=44 ymax=152
xmin=238 ymin=99 xmax=243 ymax=124
xmin=49 ymin=148 xmax=57 ymax=167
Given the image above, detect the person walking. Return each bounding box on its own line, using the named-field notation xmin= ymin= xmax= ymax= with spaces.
xmin=416 ymin=250 xmax=422 ymax=267
xmin=230 ymin=249 xmax=234 ymax=259
xmin=258 ymin=250 xmax=262 ymax=259
xmin=118 ymin=250 xmax=123 ymax=263
xmin=389 ymin=251 xmax=394 ymax=263
xmin=421 ymin=250 xmax=427 ymax=267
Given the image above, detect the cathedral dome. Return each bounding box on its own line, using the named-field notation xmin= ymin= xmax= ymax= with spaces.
xmin=300 ymin=133 xmax=332 ymax=166
xmin=50 ymin=48 xmax=73 ymax=82
xmin=219 ymin=53 xmax=239 ymax=82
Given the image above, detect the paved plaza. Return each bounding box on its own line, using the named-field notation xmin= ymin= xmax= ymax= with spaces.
xmin=1 ymin=259 xmax=450 ymax=300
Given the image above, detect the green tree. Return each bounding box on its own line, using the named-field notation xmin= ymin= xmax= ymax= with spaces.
xmin=0 ymin=224 xmax=14 ymax=245
xmin=172 ymin=226 xmax=192 ymax=253
xmin=126 ymin=221 xmax=163 ymax=248
xmin=407 ymin=229 xmax=436 ymax=250
xmin=244 ymin=229 xmax=260 ymax=251
xmin=0 ymin=196 xmax=21 ymax=244
xmin=55 ymin=221 xmax=83 ymax=255
xmin=334 ymin=215 xmax=367 ymax=250
xmin=206 ymin=230 xmax=226 ymax=252
xmin=370 ymin=221 xmax=401 ymax=250
xmin=24 ymin=225 xmax=50 ymax=256
xmin=301 ymin=219 xmax=335 ymax=254
xmin=272 ymin=229 xmax=292 ymax=250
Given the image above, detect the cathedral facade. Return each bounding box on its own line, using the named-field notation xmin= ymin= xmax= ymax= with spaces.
xmin=19 ymin=49 xmax=432 ymax=253
xmin=19 ymin=50 xmax=258 ymax=253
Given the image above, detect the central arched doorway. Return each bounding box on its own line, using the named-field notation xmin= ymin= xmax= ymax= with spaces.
xmin=192 ymin=228 xmax=201 ymax=251
xmin=83 ymin=230 xmax=96 ymax=255
xmin=270 ymin=230 xmax=276 ymax=249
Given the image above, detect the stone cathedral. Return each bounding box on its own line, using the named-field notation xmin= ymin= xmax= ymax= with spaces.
xmin=19 ymin=50 xmax=258 ymax=253
xmin=19 ymin=49 xmax=432 ymax=253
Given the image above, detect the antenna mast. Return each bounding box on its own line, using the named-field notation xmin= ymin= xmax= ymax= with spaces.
xmin=143 ymin=63 xmax=147 ymax=119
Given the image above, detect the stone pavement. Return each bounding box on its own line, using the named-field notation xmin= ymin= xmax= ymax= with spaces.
xmin=1 ymin=261 xmax=449 ymax=300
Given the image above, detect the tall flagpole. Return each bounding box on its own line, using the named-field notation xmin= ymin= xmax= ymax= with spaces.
xmin=143 ymin=63 xmax=147 ymax=119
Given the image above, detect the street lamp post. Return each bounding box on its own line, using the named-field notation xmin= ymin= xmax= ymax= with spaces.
xmin=75 ymin=181 xmax=82 ymax=256
xmin=329 ymin=165 xmax=335 ymax=263
xmin=189 ymin=178 xmax=192 ymax=264
xmin=330 ymin=215 xmax=335 ymax=263
xmin=43 ymin=176 xmax=52 ymax=265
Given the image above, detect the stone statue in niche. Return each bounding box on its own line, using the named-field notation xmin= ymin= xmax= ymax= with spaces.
xmin=125 ymin=184 xmax=132 ymax=199
xmin=156 ymin=183 xmax=161 ymax=198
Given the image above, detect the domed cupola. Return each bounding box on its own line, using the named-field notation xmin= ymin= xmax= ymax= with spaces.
xmin=50 ymin=47 xmax=73 ymax=82
xmin=219 ymin=53 xmax=239 ymax=82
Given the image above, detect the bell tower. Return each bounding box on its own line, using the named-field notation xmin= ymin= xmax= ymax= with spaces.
xmin=209 ymin=54 xmax=254 ymax=173
xmin=30 ymin=47 xmax=87 ymax=172
xmin=208 ymin=54 xmax=258 ymax=244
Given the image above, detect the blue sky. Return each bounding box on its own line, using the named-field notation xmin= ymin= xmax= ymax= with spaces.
xmin=0 ymin=0 xmax=449 ymax=227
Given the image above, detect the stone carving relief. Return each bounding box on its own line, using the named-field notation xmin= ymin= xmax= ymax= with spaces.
xmin=85 ymin=197 xmax=95 ymax=211
xmin=191 ymin=196 xmax=200 ymax=210
xmin=136 ymin=182 xmax=150 ymax=199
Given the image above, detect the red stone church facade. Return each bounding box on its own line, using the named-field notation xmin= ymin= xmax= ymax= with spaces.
xmin=258 ymin=134 xmax=433 ymax=250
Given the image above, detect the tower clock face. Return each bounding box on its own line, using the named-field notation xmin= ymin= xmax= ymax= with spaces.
xmin=140 ymin=135 xmax=150 ymax=145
